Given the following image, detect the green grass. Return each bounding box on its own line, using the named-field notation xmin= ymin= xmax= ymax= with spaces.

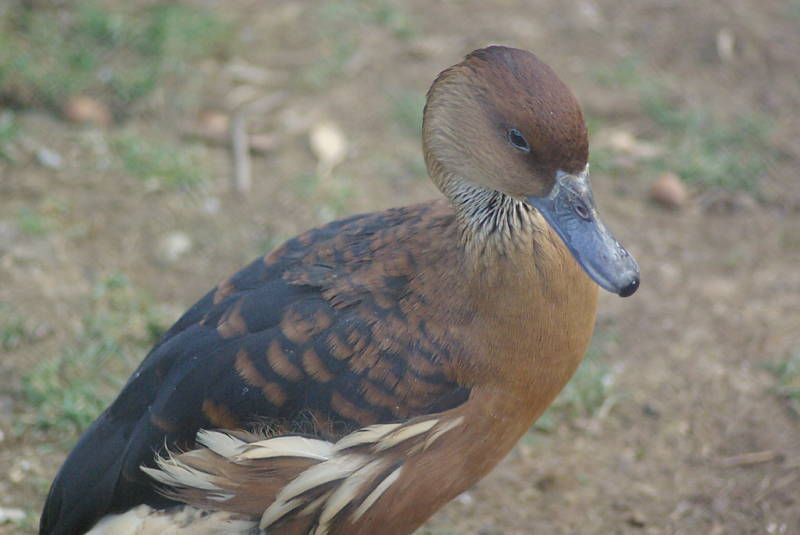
xmin=17 ymin=206 xmax=49 ymax=236
xmin=789 ymin=0 xmax=800 ymax=18
xmin=0 ymin=302 xmax=30 ymax=352
xmin=291 ymin=172 xmax=358 ymax=222
xmin=588 ymin=143 xmax=621 ymax=175
xmin=641 ymin=87 xmax=772 ymax=192
xmin=0 ymin=1 xmax=229 ymax=113
xmin=391 ymin=91 xmax=426 ymax=136
xmin=319 ymin=0 xmax=416 ymax=39
xmin=767 ymin=350 xmax=800 ymax=417
xmin=299 ymin=0 xmax=416 ymax=89
xmin=292 ymin=172 xmax=322 ymax=197
xmin=319 ymin=175 xmax=358 ymax=221
xmin=21 ymin=273 xmax=172 ymax=435
xmin=301 ymin=38 xmax=358 ymax=89
xmin=591 ymin=56 xmax=643 ymax=89
xmin=255 ymin=233 xmax=289 ymax=259
xmin=591 ymin=57 xmax=775 ymax=192
xmin=585 ymin=115 xmax=622 ymax=175
xmin=533 ymin=330 xmax=620 ymax=432
xmin=0 ymin=110 xmax=20 ymax=162
xmin=113 ymin=133 xmax=208 ymax=189
xmin=368 ymin=0 xmax=415 ymax=39
xmin=402 ymin=154 xmax=429 ymax=181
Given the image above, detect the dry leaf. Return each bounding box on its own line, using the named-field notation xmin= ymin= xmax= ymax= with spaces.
xmin=309 ymin=121 xmax=347 ymax=176
xmin=62 ymin=96 xmax=112 ymax=127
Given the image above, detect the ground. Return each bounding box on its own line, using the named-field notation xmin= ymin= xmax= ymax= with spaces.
xmin=1 ymin=1 xmax=799 ymax=533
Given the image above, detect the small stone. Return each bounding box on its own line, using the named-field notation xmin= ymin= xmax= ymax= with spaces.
xmin=627 ymin=510 xmax=647 ymax=528
xmin=250 ymin=133 xmax=278 ymax=153
xmin=650 ymin=172 xmax=688 ymax=209
xmin=226 ymin=61 xmax=285 ymax=85
xmin=63 ymin=96 xmax=112 ymax=127
xmin=535 ymin=473 xmax=557 ymax=492
xmin=203 ymin=196 xmax=221 ymax=215
xmin=642 ymin=403 xmax=660 ymax=418
xmin=8 ymin=459 xmax=31 ymax=483
xmin=606 ymin=129 xmax=662 ymax=159
xmin=197 ymin=110 xmax=229 ymax=137
xmin=707 ymin=522 xmax=726 ymax=535
xmin=157 ymin=232 xmax=193 ymax=264
xmin=32 ymin=322 xmax=52 ymax=340
xmin=309 ymin=122 xmax=347 ymax=175
xmin=36 ymin=147 xmax=63 ymax=169
xmin=577 ymin=1 xmax=604 ymax=29
xmin=716 ymin=28 xmax=736 ymax=62
xmin=0 ymin=507 xmax=25 ymax=524
xmin=455 ymin=491 xmax=474 ymax=506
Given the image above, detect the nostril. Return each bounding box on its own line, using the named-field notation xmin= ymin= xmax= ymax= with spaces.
xmin=618 ymin=276 xmax=639 ymax=298
xmin=573 ymin=203 xmax=590 ymax=220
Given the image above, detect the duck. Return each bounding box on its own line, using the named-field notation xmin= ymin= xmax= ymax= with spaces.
xmin=39 ymin=45 xmax=639 ymax=535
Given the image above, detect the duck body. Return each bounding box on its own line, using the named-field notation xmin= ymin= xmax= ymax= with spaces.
xmin=41 ymin=46 xmax=636 ymax=535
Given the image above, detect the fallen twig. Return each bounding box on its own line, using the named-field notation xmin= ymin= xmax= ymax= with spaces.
xmin=230 ymin=110 xmax=251 ymax=195
xmin=180 ymin=124 xmax=277 ymax=154
xmin=228 ymin=91 xmax=289 ymax=194
xmin=717 ymin=450 xmax=780 ymax=467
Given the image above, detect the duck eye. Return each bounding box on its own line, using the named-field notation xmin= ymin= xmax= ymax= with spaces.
xmin=507 ymin=128 xmax=530 ymax=153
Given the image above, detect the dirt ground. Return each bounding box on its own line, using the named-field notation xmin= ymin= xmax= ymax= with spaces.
xmin=1 ymin=1 xmax=799 ymax=533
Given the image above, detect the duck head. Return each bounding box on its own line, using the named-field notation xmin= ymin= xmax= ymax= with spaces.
xmin=423 ymin=46 xmax=639 ymax=297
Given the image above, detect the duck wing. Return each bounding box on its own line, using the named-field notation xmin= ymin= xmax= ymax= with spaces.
xmin=39 ymin=203 xmax=469 ymax=535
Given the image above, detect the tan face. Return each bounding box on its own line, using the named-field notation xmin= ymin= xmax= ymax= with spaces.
xmin=423 ymin=46 xmax=639 ymax=297
xmin=423 ymin=46 xmax=589 ymax=198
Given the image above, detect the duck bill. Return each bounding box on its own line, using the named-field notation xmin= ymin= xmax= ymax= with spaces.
xmin=527 ymin=168 xmax=640 ymax=297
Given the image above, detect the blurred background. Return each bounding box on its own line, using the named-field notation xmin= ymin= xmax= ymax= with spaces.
xmin=1 ymin=1 xmax=799 ymax=533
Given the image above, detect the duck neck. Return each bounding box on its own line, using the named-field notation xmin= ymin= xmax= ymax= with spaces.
xmin=440 ymin=178 xmax=537 ymax=263
xmin=431 ymin=175 xmax=599 ymax=398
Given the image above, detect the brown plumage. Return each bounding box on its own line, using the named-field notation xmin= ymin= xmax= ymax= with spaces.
xmin=41 ymin=46 xmax=638 ymax=535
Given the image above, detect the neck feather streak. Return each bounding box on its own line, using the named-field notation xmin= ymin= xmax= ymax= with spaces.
xmin=443 ymin=180 xmax=537 ymax=257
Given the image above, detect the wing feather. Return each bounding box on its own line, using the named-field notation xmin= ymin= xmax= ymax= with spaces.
xmin=40 ymin=204 xmax=469 ymax=535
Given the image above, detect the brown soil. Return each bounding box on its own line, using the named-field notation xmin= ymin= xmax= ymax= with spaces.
xmin=1 ymin=1 xmax=799 ymax=533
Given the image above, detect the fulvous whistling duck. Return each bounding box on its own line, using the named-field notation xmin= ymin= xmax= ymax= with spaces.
xmin=40 ymin=46 xmax=639 ymax=535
